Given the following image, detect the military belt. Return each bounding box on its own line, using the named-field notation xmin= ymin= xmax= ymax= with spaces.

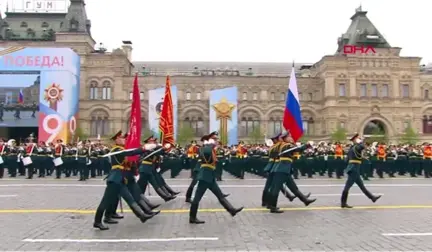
xmin=262 ymin=156 xmax=269 ymax=158
xmin=141 ymin=160 xmax=152 ymax=165
xmin=201 ymin=164 xmax=216 ymax=170
xmin=216 ymin=155 xmax=223 ymax=158
xmin=112 ymin=165 xmax=124 ymax=170
xmin=424 ymin=157 xmax=432 ymax=160
xmin=269 ymin=158 xmax=275 ymax=162
xmin=348 ymin=160 xmax=362 ymax=164
xmin=279 ymin=157 xmax=293 ymax=163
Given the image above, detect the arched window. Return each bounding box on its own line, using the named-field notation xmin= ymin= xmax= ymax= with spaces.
xmin=425 ymin=90 xmax=429 ymax=100
xmin=363 ymin=120 xmax=386 ymax=136
xmin=41 ymin=22 xmax=49 ymax=28
xmin=423 ymin=114 xmax=432 ymax=134
xmin=89 ymin=81 xmax=98 ymax=99
xmin=70 ymin=19 xmax=78 ymax=31
xmin=240 ymin=111 xmax=260 ymax=136
xmin=102 ymin=81 xmax=111 ymax=100
xmin=90 ymin=110 xmax=110 ymax=137
xmin=184 ymin=116 xmax=204 ymax=136
xmin=20 ymin=22 xmax=28 ymax=28
xmin=267 ymin=111 xmax=283 ymax=136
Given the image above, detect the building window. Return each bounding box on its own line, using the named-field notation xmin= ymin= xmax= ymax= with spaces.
xmin=242 ymin=92 xmax=247 ymax=100
xmin=89 ymin=81 xmax=98 ymax=100
xmin=425 ymin=90 xmax=429 ymax=99
xmin=267 ymin=117 xmax=282 ymax=136
xmin=280 ymin=92 xmax=286 ymax=101
xmin=270 ymin=92 xmax=275 ymax=101
xmin=382 ymin=84 xmax=389 ymax=97
xmin=308 ymin=92 xmax=313 ymax=101
xmin=129 ymin=92 xmax=133 ymax=100
xmin=360 ymin=84 xmax=367 ymax=97
xmin=302 ymin=121 xmax=309 ymax=134
xmin=371 ymin=84 xmax=378 ymax=97
xmin=339 ymin=84 xmax=346 ymax=97
xmin=240 ymin=117 xmax=260 ymax=136
xmin=298 ymin=92 xmax=302 ymax=100
xmin=184 ymin=117 xmax=204 ymax=136
xmin=140 ymin=92 xmax=144 ymax=100
xmin=340 ymin=122 xmax=345 ymax=129
xmin=20 ymin=22 xmax=28 ymax=28
xmin=41 ymin=22 xmax=49 ymax=28
xmin=196 ymin=92 xmax=201 ymax=100
xmin=90 ymin=110 xmax=110 ymax=137
xmin=253 ymin=92 xmax=258 ymax=100
xmin=101 ymin=81 xmax=111 ymax=100
xmin=423 ymin=115 xmax=432 ymax=134
xmin=186 ymin=92 xmax=191 ymax=100
xmin=402 ymin=84 xmax=409 ymax=98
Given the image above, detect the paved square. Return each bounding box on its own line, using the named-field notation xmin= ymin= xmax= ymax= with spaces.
xmin=1 ymin=171 xmax=432 ymax=251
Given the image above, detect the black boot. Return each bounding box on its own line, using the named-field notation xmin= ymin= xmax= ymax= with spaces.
xmin=261 ymin=190 xmax=268 ymax=207
xmin=140 ymin=194 xmax=160 ymax=209
xmin=341 ymin=191 xmax=352 ymax=208
xmin=130 ymin=202 xmax=153 ymax=223
xmin=164 ymin=184 xmax=180 ymax=195
xmin=267 ymin=195 xmax=283 ymax=213
xmin=156 ymin=187 xmax=176 ymax=202
xmin=223 ymin=193 xmax=230 ymax=198
xmin=219 ymin=197 xmax=243 ymax=217
xmin=94 ymin=208 xmax=109 ymax=230
xmin=138 ymin=199 xmax=160 ymax=216
xmin=103 ymin=217 xmax=118 ymax=224
xmin=371 ymin=195 xmax=381 ymax=203
xmin=296 ymin=191 xmax=316 ymax=206
xmin=111 ymin=213 xmax=124 ymax=219
xmin=189 ymin=203 xmax=205 ymax=224
xmin=281 ymin=187 xmax=296 ymax=202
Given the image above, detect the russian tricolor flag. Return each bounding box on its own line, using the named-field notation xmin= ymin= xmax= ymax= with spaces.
xmin=18 ymin=89 xmax=24 ymax=104
xmin=282 ymin=63 xmax=303 ymax=142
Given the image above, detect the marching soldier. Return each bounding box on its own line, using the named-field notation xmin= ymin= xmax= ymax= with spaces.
xmin=93 ymin=130 xmax=152 ymax=231
xmin=7 ymin=140 xmax=18 ymax=177
xmin=54 ymin=139 xmax=64 ymax=179
xmin=137 ymin=135 xmax=176 ymax=202
xmin=261 ymin=133 xmax=296 ymax=208
xmin=187 ymin=140 xmax=199 ymax=177
xmin=189 ymin=131 xmax=243 ymax=224
xmin=267 ymin=133 xmax=315 ymax=213
xmin=341 ymin=134 xmax=381 ymax=208
xmin=24 ymin=135 xmax=36 ymax=179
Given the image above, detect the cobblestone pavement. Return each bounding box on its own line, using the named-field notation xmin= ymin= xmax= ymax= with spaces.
xmin=1 ymin=170 xmax=432 ymax=251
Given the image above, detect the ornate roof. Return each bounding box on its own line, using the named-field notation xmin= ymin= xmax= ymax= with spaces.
xmin=336 ymin=6 xmax=391 ymax=54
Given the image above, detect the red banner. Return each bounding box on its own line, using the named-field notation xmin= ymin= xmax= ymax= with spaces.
xmin=159 ymin=76 xmax=175 ymax=146
xmin=125 ymin=73 xmax=141 ymax=161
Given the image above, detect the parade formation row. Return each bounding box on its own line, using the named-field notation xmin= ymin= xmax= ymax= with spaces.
xmin=0 ymin=136 xmax=431 ymax=181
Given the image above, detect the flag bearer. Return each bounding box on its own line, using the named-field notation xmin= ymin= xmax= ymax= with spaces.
xmin=93 ymin=130 xmax=153 ymax=231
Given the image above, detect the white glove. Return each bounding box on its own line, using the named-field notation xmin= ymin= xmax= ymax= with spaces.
xmin=307 ymin=141 xmax=314 ymax=146
xmin=208 ymin=139 xmax=215 ymax=144
xmin=144 ymin=143 xmax=157 ymax=150
xmin=355 ymin=138 xmax=362 ymax=144
xmin=164 ymin=143 xmax=171 ymax=149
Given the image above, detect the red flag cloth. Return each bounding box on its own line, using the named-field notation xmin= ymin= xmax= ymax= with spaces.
xmin=125 ymin=73 xmax=141 ymax=162
xmin=159 ymin=75 xmax=175 ymax=146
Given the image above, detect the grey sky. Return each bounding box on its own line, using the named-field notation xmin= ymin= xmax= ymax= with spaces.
xmin=1 ymin=0 xmax=430 ymax=63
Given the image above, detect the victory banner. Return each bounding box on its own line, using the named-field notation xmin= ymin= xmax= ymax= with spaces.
xmin=148 ymin=86 xmax=178 ymax=138
xmin=0 ymin=47 xmax=80 ymax=143
xmin=209 ymin=87 xmax=238 ymax=145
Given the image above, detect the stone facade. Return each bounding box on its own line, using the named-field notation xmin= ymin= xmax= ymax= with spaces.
xmin=1 ymin=1 xmax=432 ymax=142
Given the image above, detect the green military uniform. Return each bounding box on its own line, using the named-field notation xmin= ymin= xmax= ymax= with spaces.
xmin=93 ymin=130 xmax=151 ymax=231
xmin=341 ymin=134 xmax=381 ymax=208
xmin=189 ymin=131 xmax=243 ymax=224
xmin=215 ymin=148 xmax=226 ymax=181
xmin=267 ymin=137 xmax=315 ymax=213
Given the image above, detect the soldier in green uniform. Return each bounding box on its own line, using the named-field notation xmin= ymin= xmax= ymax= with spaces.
xmin=341 ymin=134 xmax=381 ymax=208
xmin=267 ymin=132 xmax=316 ymax=213
xmin=137 ymin=135 xmax=176 ymax=202
xmin=93 ymin=130 xmax=153 ymax=231
xmin=261 ymin=133 xmax=296 ymax=208
xmin=189 ymin=131 xmax=243 ymax=224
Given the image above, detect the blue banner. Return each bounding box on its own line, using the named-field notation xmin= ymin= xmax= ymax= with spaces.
xmin=148 ymin=86 xmax=178 ymax=139
xmin=209 ymin=87 xmax=238 ymax=145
